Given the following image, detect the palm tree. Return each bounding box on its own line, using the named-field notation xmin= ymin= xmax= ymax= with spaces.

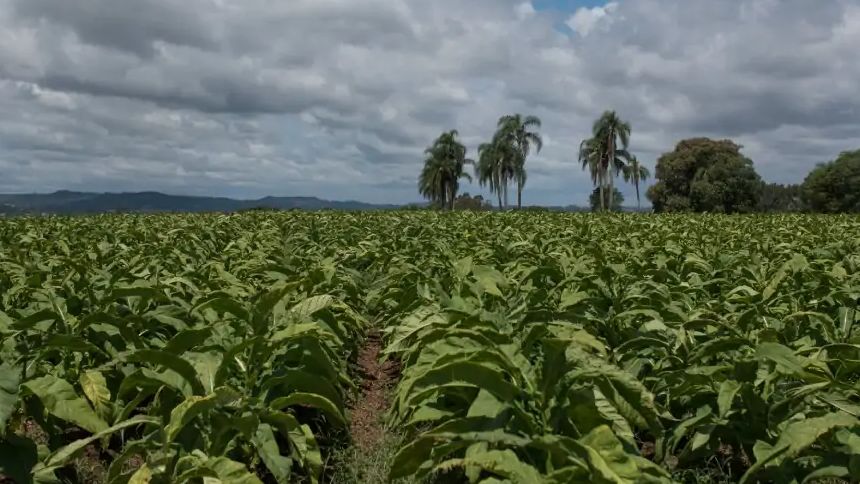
xmin=579 ymin=137 xmax=603 ymax=209
xmin=418 ymin=157 xmax=448 ymax=208
xmin=476 ymin=134 xmax=517 ymax=210
xmin=579 ymin=111 xmax=632 ymax=211
xmin=418 ymin=130 xmax=473 ymax=210
xmin=476 ymin=142 xmax=504 ymax=209
xmin=623 ymin=155 xmax=650 ymax=210
xmin=497 ymin=114 xmax=543 ymax=209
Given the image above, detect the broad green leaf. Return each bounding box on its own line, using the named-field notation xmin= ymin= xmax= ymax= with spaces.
xmin=43 ymin=334 xmax=104 ymax=356
xmin=192 ymin=295 xmax=251 ymax=322
xmin=762 ymin=254 xmax=807 ymax=302
xmin=79 ymin=370 xmax=112 ymax=421
xmin=717 ymin=380 xmax=741 ymax=417
xmin=127 ymin=349 xmax=206 ymax=395
xmin=252 ymin=423 xmax=292 ymax=484
xmin=466 ymin=389 xmax=505 ymax=418
xmin=577 ymin=425 xmax=671 ymax=483
xmin=164 ymin=328 xmax=213 ymax=354
xmin=175 ymin=454 xmax=263 ymax=484
xmin=23 ymin=375 xmax=108 ymax=434
xmin=0 ymin=362 xmax=20 ymax=433
xmin=559 ymin=290 xmax=589 ymax=310
xmin=164 ymin=388 xmax=237 ymax=444
xmin=128 ymin=464 xmax=153 ymax=484
xmin=289 ymin=295 xmax=335 ymax=320
xmin=45 ymin=415 xmax=158 ymax=468
xmin=434 ymin=449 xmax=543 ymax=483
xmin=269 ymin=392 xmax=346 ymax=427
xmin=741 ymin=412 xmax=858 ymax=482
xmin=472 ymin=266 xmax=507 ymax=297
xmin=186 ymin=351 xmax=222 ymax=395
xmin=756 ymin=342 xmax=807 ymax=375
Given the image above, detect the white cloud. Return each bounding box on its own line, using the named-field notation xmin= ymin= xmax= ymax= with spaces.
xmin=515 ymin=1 xmax=536 ymax=20
xmin=0 ymin=0 xmax=859 ymax=205
xmin=566 ymin=2 xmax=618 ymax=36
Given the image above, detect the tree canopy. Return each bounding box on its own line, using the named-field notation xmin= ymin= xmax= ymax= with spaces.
xmin=801 ymin=150 xmax=860 ymax=213
xmin=416 ymin=117 xmax=858 ymax=214
xmin=418 ymin=130 xmax=473 ymax=210
xmin=647 ymin=138 xmax=762 ymax=213
xmin=589 ymin=187 xmax=624 ymax=212
xmin=474 ymin=114 xmax=542 ymax=210
xmin=758 ymin=183 xmax=804 ymax=212
xmin=453 ymin=193 xmax=492 ymax=211
xmin=579 ymin=111 xmax=632 ymax=211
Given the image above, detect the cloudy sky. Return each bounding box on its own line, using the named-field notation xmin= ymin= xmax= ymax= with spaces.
xmin=1 ymin=0 xmax=858 ymax=206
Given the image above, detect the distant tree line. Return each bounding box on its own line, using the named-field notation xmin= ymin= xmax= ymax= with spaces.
xmin=417 ymin=112 xmax=860 ymax=214
xmin=648 ymin=141 xmax=860 ymax=213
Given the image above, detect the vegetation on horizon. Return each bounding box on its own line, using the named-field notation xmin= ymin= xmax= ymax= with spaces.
xmin=418 ymin=112 xmax=859 ymax=214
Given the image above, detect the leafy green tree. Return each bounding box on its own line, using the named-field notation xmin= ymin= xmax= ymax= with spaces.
xmin=622 ymin=155 xmax=650 ymax=210
xmin=589 ymin=187 xmax=624 ymax=212
xmin=419 ymin=130 xmax=473 ymax=210
xmin=647 ymin=138 xmax=762 ymax=213
xmin=453 ymin=193 xmax=492 ymax=211
xmin=579 ymin=111 xmax=632 ymax=211
xmin=801 ymin=150 xmax=860 ymax=213
xmin=758 ymin=183 xmax=804 ymax=212
xmin=497 ymin=114 xmax=543 ymax=209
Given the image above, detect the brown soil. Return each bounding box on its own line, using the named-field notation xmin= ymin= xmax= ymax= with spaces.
xmin=349 ymin=331 xmax=399 ymax=451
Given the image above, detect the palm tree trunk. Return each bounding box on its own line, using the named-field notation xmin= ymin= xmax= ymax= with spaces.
xmin=607 ymin=130 xmax=615 ymax=212
xmin=599 ymin=186 xmax=605 ymax=211
xmin=517 ymin=182 xmax=522 ymax=210
xmin=599 ymin=166 xmax=606 ymax=212
xmin=608 ymin=172 xmax=614 ymax=211
xmin=495 ymin=170 xmax=503 ymax=210
xmin=503 ymin=179 xmax=509 ymax=210
xmin=635 ymin=180 xmax=641 ymax=210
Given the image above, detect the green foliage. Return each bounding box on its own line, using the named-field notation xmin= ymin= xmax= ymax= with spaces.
xmin=419 ymin=130 xmax=473 ymax=210
xmin=580 ymin=111 xmax=634 ymax=212
xmin=474 ymin=114 xmax=542 ymax=210
xmin=647 ymin=138 xmax=763 ymax=213
xmin=496 ymin=114 xmax=543 ymax=210
xmin=623 ymin=156 xmax=651 ymax=210
xmin=590 ymin=187 xmax=625 ymax=212
xmin=757 ymin=183 xmax=804 ymax=212
xmin=801 ymin=149 xmax=860 ymax=213
xmin=374 ymin=212 xmax=860 ymax=483
xmin=453 ymin=193 xmax=493 ymax=211
xmin=3 ymin=212 xmax=860 ymax=483
xmin=0 ymin=213 xmax=367 ymax=483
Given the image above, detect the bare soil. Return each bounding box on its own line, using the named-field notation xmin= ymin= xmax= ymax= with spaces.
xmin=349 ymin=331 xmax=399 ymax=452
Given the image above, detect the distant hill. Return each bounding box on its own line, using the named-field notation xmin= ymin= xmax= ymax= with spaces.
xmin=0 ymin=191 xmax=402 ymax=215
xmin=0 ymin=190 xmax=648 ymax=215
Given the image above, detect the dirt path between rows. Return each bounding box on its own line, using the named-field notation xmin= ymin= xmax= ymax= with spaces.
xmin=349 ymin=331 xmax=398 ymax=452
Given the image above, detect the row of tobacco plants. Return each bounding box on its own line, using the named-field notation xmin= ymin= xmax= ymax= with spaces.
xmin=2 ymin=211 xmax=860 ymax=483
xmin=0 ymin=213 xmax=382 ymax=483
xmin=375 ymin=213 xmax=860 ymax=483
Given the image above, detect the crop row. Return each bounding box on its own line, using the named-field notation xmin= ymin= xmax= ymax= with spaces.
xmin=1 ymin=214 xmax=375 ymax=483
xmin=2 ymin=212 xmax=860 ymax=483
xmin=373 ymin=213 xmax=860 ymax=482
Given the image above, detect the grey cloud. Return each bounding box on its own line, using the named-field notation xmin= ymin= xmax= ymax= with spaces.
xmin=1 ymin=0 xmax=859 ymax=206
xmin=13 ymin=0 xmax=217 ymax=57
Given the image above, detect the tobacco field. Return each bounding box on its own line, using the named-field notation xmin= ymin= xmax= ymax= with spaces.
xmin=1 ymin=212 xmax=859 ymax=483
